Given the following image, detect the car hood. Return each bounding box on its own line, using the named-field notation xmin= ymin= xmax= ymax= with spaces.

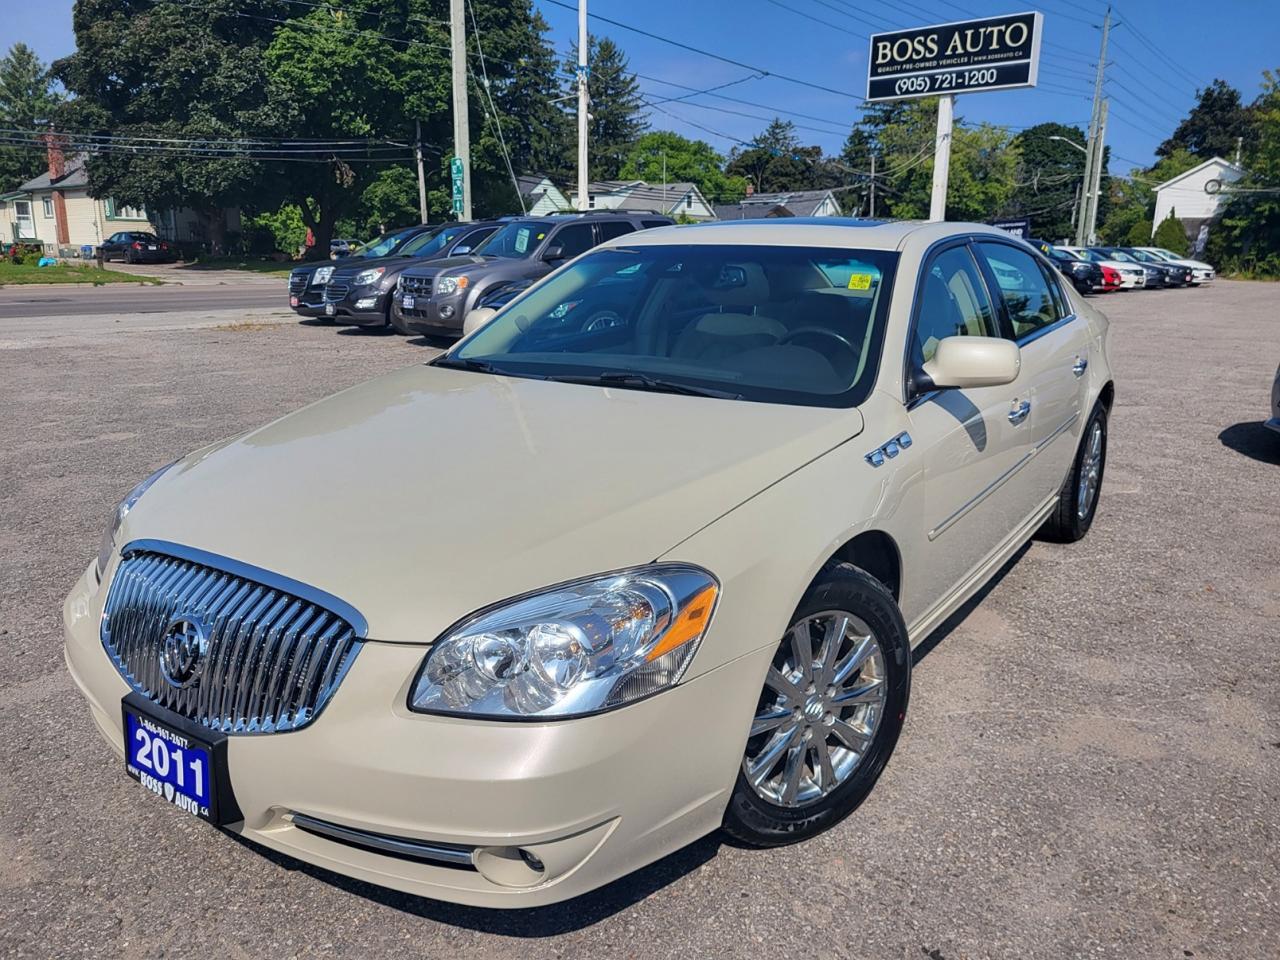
xmin=1168 ymin=257 xmax=1212 ymax=271
xmin=329 ymin=253 xmax=447 ymax=276
xmin=121 ymin=365 xmax=863 ymax=641
xmin=403 ymin=256 xmax=526 ymax=280
xmin=1098 ymin=259 xmax=1142 ymax=273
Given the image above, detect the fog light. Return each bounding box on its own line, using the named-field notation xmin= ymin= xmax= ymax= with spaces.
xmin=355 ymin=297 xmax=377 ymax=310
xmin=439 ymin=304 xmax=455 ymax=319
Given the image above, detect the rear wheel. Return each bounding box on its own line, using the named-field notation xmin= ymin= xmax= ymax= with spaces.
xmin=723 ymin=563 xmax=910 ymax=847
xmin=1041 ymin=402 xmax=1107 ymax=542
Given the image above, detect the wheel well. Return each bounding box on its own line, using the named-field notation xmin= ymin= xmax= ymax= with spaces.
xmin=829 ymin=530 xmax=902 ymax=601
xmin=1098 ymin=380 xmax=1115 ymax=413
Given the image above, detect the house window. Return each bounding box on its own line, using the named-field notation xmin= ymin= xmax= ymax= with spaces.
xmin=685 ymin=195 xmax=693 ymax=209
xmin=105 ymin=197 xmax=147 ymax=220
xmin=588 ymin=194 xmax=596 ymax=209
xmin=42 ymin=197 xmax=54 ymax=218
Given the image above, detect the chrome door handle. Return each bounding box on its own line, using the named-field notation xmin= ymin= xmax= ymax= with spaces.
xmin=1072 ymin=356 xmax=1088 ymax=377
xmin=1008 ymin=399 xmax=1031 ymax=425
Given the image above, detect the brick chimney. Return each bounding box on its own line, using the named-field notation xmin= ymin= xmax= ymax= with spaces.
xmin=745 ymin=182 xmax=754 ymax=197
xmin=43 ymin=133 xmax=71 ymax=246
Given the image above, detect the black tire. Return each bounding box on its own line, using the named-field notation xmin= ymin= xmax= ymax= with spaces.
xmin=1040 ymin=401 xmax=1108 ymax=542
xmin=723 ymin=562 xmax=911 ymax=847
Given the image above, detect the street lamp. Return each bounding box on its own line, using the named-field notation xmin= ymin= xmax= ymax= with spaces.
xmin=1048 ymin=135 xmax=1087 ymax=154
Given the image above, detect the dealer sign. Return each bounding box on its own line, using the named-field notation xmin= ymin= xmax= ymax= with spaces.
xmin=867 ymin=12 xmax=1043 ymax=102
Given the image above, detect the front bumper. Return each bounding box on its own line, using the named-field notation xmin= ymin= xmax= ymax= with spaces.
xmin=1190 ymin=268 xmax=1214 ymax=284
xmin=394 ymin=292 xmax=466 ymax=337
xmin=321 ymin=287 xmax=390 ymax=325
xmin=63 ymin=560 xmax=765 ymax=908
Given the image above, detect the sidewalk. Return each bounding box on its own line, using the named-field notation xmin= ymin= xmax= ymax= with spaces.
xmin=101 ymin=260 xmax=289 ymax=285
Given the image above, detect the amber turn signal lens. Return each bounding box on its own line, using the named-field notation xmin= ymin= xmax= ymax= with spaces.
xmin=645 ymin=584 xmax=718 ymax=661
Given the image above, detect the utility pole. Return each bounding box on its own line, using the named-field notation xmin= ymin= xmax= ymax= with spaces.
xmin=869 ymin=153 xmax=876 ymax=218
xmin=1085 ymin=99 xmax=1108 ymax=244
xmin=449 ymin=0 xmax=471 ymax=221
xmin=576 ymin=0 xmax=589 ymax=211
xmin=1235 ymin=135 xmax=1242 ymax=166
xmin=928 ymin=95 xmax=954 ymax=222
xmin=415 ymin=119 xmax=429 ymax=224
xmin=1076 ymin=5 xmax=1112 ymax=246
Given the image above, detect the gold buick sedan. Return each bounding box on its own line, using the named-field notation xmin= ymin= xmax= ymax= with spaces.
xmin=64 ymin=219 xmax=1112 ymax=908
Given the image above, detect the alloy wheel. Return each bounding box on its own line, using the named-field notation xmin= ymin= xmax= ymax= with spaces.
xmin=1077 ymin=420 xmax=1104 ymax=520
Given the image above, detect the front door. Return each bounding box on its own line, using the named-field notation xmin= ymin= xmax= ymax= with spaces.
xmin=14 ymin=200 xmax=35 ymax=240
xmin=903 ymin=242 xmax=1040 ymax=616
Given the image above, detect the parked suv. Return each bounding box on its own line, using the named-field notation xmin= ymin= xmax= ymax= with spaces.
xmin=1029 ymin=239 xmax=1101 ymax=295
xmin=322 ymin=221 xmax=505 ymax=330
xmin=289 ymin=225 xmax=435 ymax=318
xmin=393 ymin=212 xmax=674 ymax=337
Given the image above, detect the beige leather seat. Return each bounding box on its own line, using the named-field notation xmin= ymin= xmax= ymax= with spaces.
xmin=671 ymin=264 xmax=786 ymax=364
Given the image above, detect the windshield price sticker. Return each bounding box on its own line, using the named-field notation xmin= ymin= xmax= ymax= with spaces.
xmin=867 ymin=12 xmax=1042 ymax=102
xmin=847 ymin=273 xmax=874 ymax=291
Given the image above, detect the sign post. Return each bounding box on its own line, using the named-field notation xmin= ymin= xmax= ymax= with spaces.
xmin=450 ymin=156 xmax=465 ymax=218
xmin=867 ymin=12 xmax=1043 ymax=222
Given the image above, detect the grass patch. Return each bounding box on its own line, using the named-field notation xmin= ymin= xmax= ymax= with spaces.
xmin=0 ymin=261 xmax=162 ymax=286
xmin=180 ymin=256 xmax=294 ymax=276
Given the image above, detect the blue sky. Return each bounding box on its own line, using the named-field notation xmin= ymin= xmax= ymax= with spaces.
xmin=5 ymin=0 xmax=1278 ymax=173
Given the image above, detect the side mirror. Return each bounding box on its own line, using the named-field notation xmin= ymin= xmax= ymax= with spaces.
xmin=923 ymin=336 xmax=1021 ymax=390
xmin=542 ymin=244 xmax=565 ymax=262
xmin=453 ymin=245 xmax=471 ymax=255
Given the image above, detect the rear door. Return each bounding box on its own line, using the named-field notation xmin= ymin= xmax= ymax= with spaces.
xmin=974 ymin=239 xmax=1091 ymax=502
xmin=903 ymin=241 xmax=1040 ymax=607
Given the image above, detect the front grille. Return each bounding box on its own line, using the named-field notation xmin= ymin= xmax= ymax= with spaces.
xmin=400 ymin=275 xmax=433 ymax=298
xmin=288 ymin=272 xmax=308 ymax=295
xmin=101 ymin=547 xmax=363 ymax=734
xmin=323 ymin=282 xmax=351 ymax=303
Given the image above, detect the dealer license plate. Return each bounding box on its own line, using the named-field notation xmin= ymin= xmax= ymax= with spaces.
xmin=290 ymin=295 xmax=299 ymax=307
xmin=148 ymin=245 xmax=157 ymax=250
xmin=122 ymin=698 xmax=238 ymax=824
xmin=325 ymin=303 xmax=336 ymax=316
xmin=402 ymin=295 xmax=415 ymax=310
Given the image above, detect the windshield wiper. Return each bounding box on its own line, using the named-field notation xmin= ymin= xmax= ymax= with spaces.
xmin=431 ymin=355 xmax=504 ymax=374
xmin=550 ymin=371 xmax=742 ymax=400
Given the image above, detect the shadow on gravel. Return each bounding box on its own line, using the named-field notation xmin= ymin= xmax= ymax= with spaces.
xmin=407 ymin=334 xmax=458 ymax=350
xmin=1218 ymin=421 xmax=1280 ymax=465
xmin=911 ymin=542 xmax=1031 ymax=667
xmin=226 ymin=829 xmax=721 ymax=935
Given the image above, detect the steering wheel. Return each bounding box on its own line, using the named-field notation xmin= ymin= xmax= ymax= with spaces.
xmin=779 ymin=326 xmax=859 ymax=361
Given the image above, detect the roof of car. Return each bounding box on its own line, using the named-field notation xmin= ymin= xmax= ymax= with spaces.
xmin=608 ymin=218 xmax=1015 ymax=252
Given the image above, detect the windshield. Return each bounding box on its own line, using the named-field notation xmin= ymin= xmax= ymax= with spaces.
xmin=1126 ymin=248 xmax=1160 ymax=264
xmin=1100 ymin=249 xmax=1136 ymax=262
xmin=1149 ymin=248 xmax=1181 ymax=261
xmin=398 ymin=225 xmax=466 ymax=258
xmin=471 ymin=221 xmax=551 ymax=259
xmin=355 ymin=227 xmax=421 ymax=259
xmin=449 ymin=244 xmax=899 ymax=408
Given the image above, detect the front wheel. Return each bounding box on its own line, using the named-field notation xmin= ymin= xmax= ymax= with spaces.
xmin=723 ymin=563 xmax=910 ymax=847
xmin=1041 ymin=402 xmax=1107 ymax=542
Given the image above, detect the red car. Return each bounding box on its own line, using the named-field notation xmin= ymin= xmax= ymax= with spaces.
xmin=1098 ymin=264 xmax=1122 ymax=293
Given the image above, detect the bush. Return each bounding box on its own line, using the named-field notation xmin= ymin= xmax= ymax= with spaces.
xmin=1153 ymin=212 xmax=1189 ymax=256
xmin=244 ymin=204 xmax=308 ymax=256
xmin=1124 ymin=219 xmax=1153 ymax=246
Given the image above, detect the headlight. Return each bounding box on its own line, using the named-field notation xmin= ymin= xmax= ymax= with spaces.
xmin=436 ymin=275 xmax=469 ymax=297
xmin=95 ymin=462 xmax=176 ymax=578
xmin=409 ymin=565 xmax=718 ymax=719
xmin=353 ymin=267 xmax=386 ymax=286
xmin=314 ymin=266 xmax=334 ymax=284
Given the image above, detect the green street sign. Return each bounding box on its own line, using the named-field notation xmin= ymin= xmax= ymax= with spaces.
xmin=450 ymin=156 xmax=464 ymax=178
xmin=452 ymin=198 xmax=464 ymax=214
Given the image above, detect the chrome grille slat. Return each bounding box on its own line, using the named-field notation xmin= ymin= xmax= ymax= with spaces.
xmin=323 ymin=282 xmax=351 ymax=303
xmin=102 ymin=548 xmax=362 ymax=735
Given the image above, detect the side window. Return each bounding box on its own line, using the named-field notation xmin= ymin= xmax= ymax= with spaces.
xmin=551 ymin=223 xmax=596 ymax=259
xmin=457 ymin=227 xmax=495 ymax=250
xmin=911 ymin=245 xmax=998 ymax=371
xmin=1040 ymin=260 xmax=1069 ymax=317
xmin=598 ymin=221 xmax=635 ymax=243
xmin=642 ymin=219 xmax=670 ymax=230
xmin=976 ymin=242 xmax=1060 ymax=339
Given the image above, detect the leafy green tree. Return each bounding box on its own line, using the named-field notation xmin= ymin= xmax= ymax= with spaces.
xmin=360 ymin=166 xmax=420 ymax=235
xmin=1098 ymin=148 xmax=1198 ymax=244
xmin=1009 ymin=122 xmax=1088 ymax=240
xmin=619 ymin=130 xmax=747 ymax=203
xmin=1153 ymin=211 xmax=1190 ymax=255
xmin=1124 ymin=218 xmax=1153 ymax=246
xmin=245 ymin=203 xmax=307 ymax=255
xmin=0 ymin=43 xmax=61 ymax=189
xmin=495 ymin=10 xmax=572 ymax=183
xmin=725 ymin=119 xmax=840 ymax=193
xmin=1207 ymin=69 xmax=1280 ymax=275
xmin=947 ymin=122 xmax=1021 ymax=222
xmin=1157 ymin=79 xmax=1251 ymax=161
xmin=55 ymin=0 xmax=282 ymax=252
xmin=564 ymin=36 xmax=645 ymax=181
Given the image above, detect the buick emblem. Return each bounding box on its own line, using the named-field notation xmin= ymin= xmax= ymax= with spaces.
xmin=159 ymin=617 xmax=209 ymax=690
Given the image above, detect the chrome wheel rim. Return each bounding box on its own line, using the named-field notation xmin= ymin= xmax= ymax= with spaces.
xmin=742 ymin=611 xmax=887 ymax=808
xmin=1077 ymin=420 xmax=1104 ymax=520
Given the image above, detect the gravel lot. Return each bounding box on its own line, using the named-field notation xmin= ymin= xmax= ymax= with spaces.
xmin=1 ymin=283 xmax=1277 ymax=960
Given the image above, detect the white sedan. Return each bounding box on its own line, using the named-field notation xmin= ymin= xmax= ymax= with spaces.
xmin=1134 ymin=246 xmax=1215 ymax=284
xmin=65 ymin=221 xmax=1114 ymax=908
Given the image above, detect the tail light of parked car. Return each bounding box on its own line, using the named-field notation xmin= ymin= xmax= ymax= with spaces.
xmin=132 ymin=242 xmax=142 ymax=250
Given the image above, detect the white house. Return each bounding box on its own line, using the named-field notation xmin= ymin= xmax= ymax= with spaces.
xmin=714 ymin=189 xmax=844 ymax=221
xmin=1151 ymin=156 xmax=1244 ymax=249
xmin=515 ymin=175 xmax=571 ymax=215
xmin=570 ymin=180 xmax=716 ymax=221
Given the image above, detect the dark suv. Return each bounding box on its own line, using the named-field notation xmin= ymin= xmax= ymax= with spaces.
xmin=289 ymin=225 xmax=434 ymax=318
xmin=319 ymin=221 xmax=507 ymax=330
xmin=393 ymin=212 xmax=674 ymax=337
xmin=1029 ymin=238 xmax=1101 ymax=295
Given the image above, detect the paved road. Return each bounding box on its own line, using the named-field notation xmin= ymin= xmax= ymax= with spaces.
xmin=0 ymin=280 xmax=285 ymax=319
xmin=1 ymin=284 xmax=1277 ymax=959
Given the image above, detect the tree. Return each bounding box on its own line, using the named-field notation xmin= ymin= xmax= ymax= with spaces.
xmin=0 ymin=43 xmax=61 ymax=189
xmin=1153 ymin=211 xmax=1189 ymax=255
xmin=564 ymin=36 xmax=645 ymax=181
xmin=725 ymin=119 xmax=840 ymax=193
xmin=55 ymin=0 xmax=283 ymax=252
xmin=359 ymin=166 xmax=419 ymax=235
xmin=1098 ymin=148 xmax=1198 ymax=245
xmin=496 ymin=11 xmax=572 ymax=183
xmin=947 ymin=122 xmax=1021 ymax=222
xmin=1009 ymin=122 xmax=1089 ymax=240
xmin=1157 ymin=79 xmax=1251 ymax=161
xmin=619 ymin=130 xmax=747 ymax=204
